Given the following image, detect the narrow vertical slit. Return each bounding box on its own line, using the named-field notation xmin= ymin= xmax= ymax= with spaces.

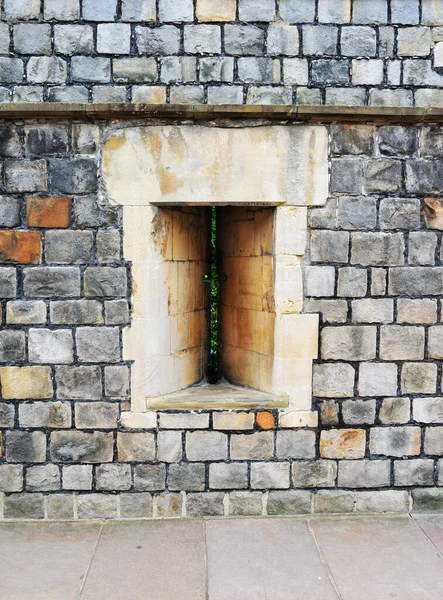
xmin=207 ymin=205 xmax=219 ymax=383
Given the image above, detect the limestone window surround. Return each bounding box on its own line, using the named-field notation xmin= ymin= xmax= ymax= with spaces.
xmin=102 ymin=123 xmax=328 ymax=427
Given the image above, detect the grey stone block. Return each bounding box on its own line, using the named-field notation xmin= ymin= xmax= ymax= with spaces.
xmin=279 ymin=0 xmax=315 ymax=22
xmin=356 ymin=491 xmax=409 ymax=513
xmin=239 ymin=0 xmax=275 ymax=21
xmin=391 ymin=0 xmax=419 ymax=24
xmin=62 ymin=465 xmax=93 ymax=490
xmin=53 ymin=25 xmax=94 ymax=55
xmin=4 ymin=494 xmax=44 ymax=520
xmin=55 ymin=365 xmax=102 ymax=400
xmin=160 ymin=56 xmax=197 ymax=83
xmin=313 ymin=490 xmax=354 ymax=513
xmin=251 ymin=462 xmax=290 ymax=489
xmin=310 ymin=230 xmax=349 ymax=263
xmin=72 ymin=124 xmax=99 ymax=154
xmin=26 ymin=464 xmax=60 ymax=492
xmin=96 ymin=464 xmax=132 ymax=491
xmin=246 ymin=86 xmax=292 ymax=105
xmin=0 ymin=197 xmax=20 ymax=227
xmin=351 ymin=233 xmax=404 ymax=267
xmin=136 ymin=25 xmax=180 ymax=55
xmin=104 ymin=300 xmax=129 ymax=325
xmin=0 ymin=267 xmax=16 ymax=297
xmin=404 ymin=59 xmax=443 ymax=86
xmin=406 ymin=159 xmax=443 ymax=194
xmin=276 ymin=431 xmax=316 ymax=459
xmin=159 ymin=413 xmax=209 ymax=429
xmin=229 ymin=491 xmax=262 ymax=516
xmin=409 ymin=233 xmax=436 ymax=266
xmin=380 ymin=326 xmax=424 ymax=361
xmin=209 ymin=463 xmax=248 ymax=490
xmin=267 ymin=25 xmax=299 ymax=56
xmin=283 ymin=58 xmax=309 ymax=85
xmin=238 ymin=57 xmax=278 ymax=84
xmin=379 ymin=198 xmax=420 ymax=230
xmin=394 ymin=459 xmax=434 ymax=486
xmin=51 ymin=431 xmax=113 ymax=463
xmin=337 ymin=267 xmax=367 ymax=297
xmin=305 ymin=266 xmax=335 ymax=297
xmin=28 ymin=329 xmax=73 ymax=364
xmin=0 ymin=465 xmax=23 ymax=492
xmin=325 ymin=87 xmax=366 ymax=106
xmin=47 ymin=494 xmax=74 ymax=519
xmin=184 ymin=25 xmax=221 ymax=54
xmin=397 ymin=299 xmax=437 ymax=324
xmin=74 ymin=196 xmax=119 ymax=228
xmin=379 ymin=398 xmax=411 ymax=425
xmin=401 ymin=363 xmax=437 ymax=395
xmin=168 ymin=463 xmax=205 ymax=491
xmin=267 ymin=490 xmax=311 ymax=515
xmin=313 ymin=363 xmax=355 ymax=398
xmin=318 ymin=0 xmax=351 ymax=23
xmin=199 ymin=57 xmax=234 ymax=82
xmin=311 ymin=59 xmax=349 ymax=85
xmin=47 ymin=86 xmax=89 ymax=103
xmin=97 ymin=230 xmax=120 ymax=263
xmin=4 ymin=159 xmax=47 ymax=193
xmin=230 ymin=432 xmax=273 ymax=461
xmin=120 ymin=493 xmax=153 ymax=518
xmin=117 ymin=432 xmax=156 ymax=462
xmin=104 ymin=365 xmax=129 ymax=397
xmin=292 ymin=461 xmax=337 ymax=488
xmin=351 ymin=299 xmax=394 ymax=324
xmin=397 ymin=27 xmax=432 ymax=57
xmin=169 ymin=85 xmax=204 ymax=103
xmin=50 ymin=300 xmax=103 ymax=325
xmin=321 ymin=326 xmax=376 ymax=361
xmin=74 ymin=403 xmax=119 ymax=429
xmin=389 ymin=267 xmax=443 ymax=296
xmin=364 ymin=160 xmax=402 ymax=194
xmin=0 ymin=403 xmax=15 ymax=428
xmin=97 ymin=24 xmax=131 ymax=55
xmin=224 ymin=25 xmax=264 ymax=55
xmin=14 ymin=24 xmax=51 ymax=55
xmin=19 ymin=402 xmax=72 ymax=429
xmin=370 ymin=426 xmax=421 ymax=457
xmin=186 ymin=493 xmax=224 ymax=517
xmin=4 ymin=0 xmax=40 ymax=20
xmin=369 ymin=89 xmax=413 ymax=108
xmin=359 ymin=363 xmax=398 ymax=397
xmin=6 ymin=431 xmax=46 ymax=463
xmin=27 ymin=57 xmax=67 ymax=84
xmin=122 ymin=0 xmax=156 ymax=21
xmin=48 ymin=158 xmax=97 ymax=194
xmin=379 ymin=26 xmax=395 ymax=56
xmin=331 ymin=125 xmax=374 ymax=155
xmin=82 ymin=0 xmax=117 ymax=21
xmin=45 ymin=230 xmax=93 ymax=265
xmin=24 ymin=125 xmax=68 ymax=156
xmin=0 ymin=58 xmax=23 ymax=84
xmin=331 ymin=158 xmax=363 ymax=194
xmin=296 ymin=87 xmax=322 ymax=104
xmin=338 ymin=460 xmax=390 ymax=488
xmin=0 ymin=24 xmax=9 ymax=55
xmin=420 ymin=127 xmax=443 ymax=157
xmin=308 ymin=199 xmax=337 ymax=229
xmin=424 ymin=428 xmax=443 ymax=455
xmin=84 ymin=267 xmax=127 ymax=297
xmin=302 ymin=25 xmax=338 ymax=56
xmin=24 ymin=267 xmax=80 ymax=298
xmin=157 ymin=431 xmax=182 ymax=463
xmin=342 ymin=399 xmax=376 ymax=425
xmin=77 ymin=494 xmax=118 ymax=519
xmin=134 ymin=464 xmax=166 ymax=491
xmin=305 ymin=299 xmax=348 ymax=323
xmin=0 ymin=330 xmax=25 ymax=362
xmin=44 ymin=0 xmax=80 ymax=20
xmin=71 ymin=57 xmax=110 ymax=83
xmin=113 ymin=58 xmax=157 ymax=83
xmin=413 ymin=398 xmax=443 ymax=424
xmin=158 ymin=0 xmax=193 ymax=22
xmin=186 ymin=431 xmax=228 ymax=461
xmin=341 ymin=26 xmax=377 ymax=56
xmin=412 ymin=488 xmax=443 ymax=511
xmin=76 ymin=327 xmax=120 ymax=363
xmin=352 ymin=0 xmax=387 ymax=24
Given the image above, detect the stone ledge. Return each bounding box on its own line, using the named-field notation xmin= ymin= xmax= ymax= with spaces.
xmin=2 ymin=103 xmax=443 ymax=122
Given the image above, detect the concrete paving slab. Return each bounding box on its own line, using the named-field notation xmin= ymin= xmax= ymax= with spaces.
xmin=413 ymin=514 xmax=443 ymax=555
xmin=0 ymin=522 xmax=101 ymax=600
xmin=206 ymin=517 xmax=338 ymax=600
xmin=81 ymin=520 xmax=206 ymax=600
xmin=311 ymin=515 xmax=443 ymax=600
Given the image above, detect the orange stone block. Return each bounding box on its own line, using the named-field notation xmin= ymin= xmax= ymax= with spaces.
xmin=0 ymin=231 xmax=42 ymax=264
xmin=26 ymin=196 xmax=70 ymax=228
xmin=256 ymin=411 xmax=275 ymax=430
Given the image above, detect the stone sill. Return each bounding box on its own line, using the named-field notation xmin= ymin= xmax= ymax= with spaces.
xmin=147 ymin=381 xmax=289 ymax=410
xmin=2 ymin=103 xmax=443 ymax=122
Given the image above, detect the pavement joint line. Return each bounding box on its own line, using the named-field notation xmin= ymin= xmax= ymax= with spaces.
xmin=78 ymin=520 xmax=105 ymax=600
xmin=306 ymin=516 xmax=343 ymax=600
xmin=203 ymin=520 xmax=209 ymax=600
xmin=409 ymin=513 xmax=443 ymax=562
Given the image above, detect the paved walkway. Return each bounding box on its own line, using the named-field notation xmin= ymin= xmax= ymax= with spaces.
xmin=1 ymin=514 xmax=443 ymax=599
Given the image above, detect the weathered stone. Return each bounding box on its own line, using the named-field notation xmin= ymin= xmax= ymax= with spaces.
xmin=77 ymin=494 xmax=118 ymax=519
xmin=412 ymin=488 xmax=443 ymax=511
xmin=337 ymin=196 xmax=377 ymax=230
xmin=0 ymin=58 xmax=23 ymax=84
xmin=267 ymin=490 xmax=311 ymax=515
xmin=96 ymin=230 xmax=120 ymax=264
xmin=103 ymin=366 xmax=128 ymax=398
xmin=27 ymin=57 xmax=67 ymax=84
xmin=7 ymin=300 xmax=46 ymax=325
xmin=311 ymin=59 xmax=349 ymax=86
xmin=370 ymin=427 xmax=421 ymax=457
xmin=159 ymin=413 xmax=209 ymax=429
xmin=5 ymin=160 xmax=47 ymax=193
xmin=186 ymin=431 xmax=227 ymax=461
xmin=159 ymin=0 xmax=193 ymax=22
xmin=104 ymin=300 xmax=129 ymax=325
xmin=74 ymin=403 xmax=119 ymax=429
xmin=55 ymin=366 xmax=102 ymax=400
xmin=425 ymin=427 xmax=443 ymax=455
xmin=292 ymin=460 xmax=337 ymax=488
xmin=157 ymin=431 xmax=182 ymax=463
xmin=76 ymin=327 xmax=120 ymax=363
xmin=229 ymin=491 xmax=262 ymax=516
xmin=97 ymin=24 xmax=131 ymax=55
xmin=371 ymin=268 xmax=387 ymax=296
xmin=19 ymin=402 xmax=71 ymax=429
xmin=391 ymin=0 xmax=419 ymax=24
xmin=378 ymin=126 xmax=417 ymax=156
xmin=0 ymin=403 xmax=15 ymax=428
xmin=0 ymin=231 xmax=41 ymax=265
xmin=26 ymin=464 xmax=60 ymax=492
xmin=414 ymin=398 xmax=443 ymax=424
xmin=352 ymin=59 xmax=383 ymax=85
xmin=209 ymin=463 xmax=248 ymax=490
xmin=168 ymin=463 xmax=205 ymax=491
xmin=319 ymin=401 xmax=339 ymax=426
xmin=342 ymin=400 xmax=376 ymax=425
xmin=134 ymin=464 xmax=166 ymax=491
xmin=0 ymin=330 xmax=25 ymax=362
xmin=82 ymin=0 xmax=117 ymax=20
xmin=314 ymin=490 xmax=354 ymax=513
xmin=96 ymin=464 xmax=131 ymax=491
xmin=28 ymin=329 xmax=73 ymax=364
xmin=113 ymin=58 xmax=157 ymax=84
xmin=351 ymin=233 xmax=404 ymax=267
xmin=338 ymin=460 xmax=390 ymax=488
xmin=4 ymin=494 xmax=44 ymax=520
xmin=212 ymin=413 xmax=254 ymax=430
xmin=50 ymin=300 xmax=103 ymax=325
xmin=24 ymin=267 xmax=80 ymax=297
xmin=120 ymin=493 xmax=153 ymax=518
xmin=54 ymin=25 xmax=94 ymax=55
xmin=409 ymin=233 xmax=436 ymax=266
xmin=84 ymin=267 xmax=127 ymax=297
xmin=364 ymin=160 xmax=402 ymax=194
xmin=48 ymin=159 xmax=97 ymax=194
xmin=337 ymin=267 xmax=367 ymax=298
xmin=380 ymin=326 xmax=424 ymax=361
xmin=379 ymin=398 xmax=411 ymax=425
xmin=352 ymin=299 xmax=393 ymax=324
xmin=276 ymin=430 xmax=316 ymax=459
xmin=47 ymin=494 xmax=74 ymax=520
xmin=45 ymin=231 xmax=93 ymax=264
xmin=305 ymin=266 xmax=335 ymax=298
xmin=305 ymin=299 xmax=348 ymax=323
xmin=160 ymin=56 xmax=196 ymax=83
xmin=224 ymin=24 xmax=264 ymax=55
xmin=251 ymin=463 xmax=290 ymax=489
xmin=62 ymin=465 xmax=93 ymax=490
xmin=0 ymin=269 xmax=17 ymax=298
xmin=406 ymin=160 xmax=443 ymax=194
xmin=186 ymin=493 xmax=224 ymax=517
xmin=326 ymin=87 xmax=366 ymax=106
xmin=320 ymin=429 xmax=366 ymax=460
xmin=394 ymin=459 xmax=434 ymax=486
xmin=341 ymin=25 xmax=377 ymax=56
xmin=303 ymin=25 xmax=338 ymax=56
xmin=0 ymin=197 xmax=20 ymax=227
xmin=359 ymin=363 xmax=398 ymax=397
xmin=321 ymin=326 xmax=376 ymax=361
xmin=156 ymin=493 xmax=182 ymax=517
xmin=398 ymin=27 xmax=432 ymax=56
xmin=117 ymin=432 xmax=156 ymax=462
xmin=0 ymin=465 xmax=23 ymax=492
xmin=0 ymin=366 xmax=53 ymax=399
xmin=27 ymin=196 xmax=70 ymax=229
xmin=196 ymin=0 xmax=235 ymax=21
xmin=310 ymin=230 xmax=349 ymax=263
xmin=379 ymin=198 xmax=420 ymax=230
xmin=331 ymin=158 xmax=363 ymax=193
xmin=389 ymin=267 xmax=443 ymax=296
xmin=51 ymin=431 xmax=113 ymax=463
xmin=230 ymin=432 xmax=273 ymax=460
xmin=401 ymin=363 xmax=437 ymax=395
xmin=6 ymin=431 xmax=46 ymax=463
xmin=356 ymin=490 xmax=409 ymax=513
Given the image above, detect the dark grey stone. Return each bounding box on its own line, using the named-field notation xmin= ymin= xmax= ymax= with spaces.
xmin=267 ymin=491 xmax=312 ymax=514
xmin=337 ymin=197 xmax=377 ymax=230
xmin=48 ymin=158 xmax=97 ymax=194
xmin=55 ymin=365 xmax=102 ymax=400
xmin=23 ymin=267 xmax=81 ymax=297
xmin=378 ymin=126 xmax=418 ymax=156
xmin=134 ymin=464 xmax=167 ymax=491
xmin=50 ymin=431 xmax=114 ymax=463
xmin=74 ymin=196 xmax=120 ymax=227
xmin=4 ymin=493 xmax=45 ymax=519
xmin=84 ymin=267 xmax=128 ymax=297
xmin=6 ymin=431 xmax=46 ymax=463
xmin=50 ymin=300 xmax=103 ymax=325
xmin=331 ymin=158 xmax=363 ymax=193
xmin=331 ymin=125 xmax=374 ymax=155
xmin=24 ymin=125 xmax=69 ymax=156
xmin=311 ymin=59 xmax=349 ymax=86
xmin=76 ymin=327 xmax=120 ymax=363
xmin=364 ymin=160 xmax=403 ymax=193
xmin=168 ymin=463 xmax=206 ymax=491
xmin=0 ymin=197 xmax=20 ymax=227
xmin=45 ymin=231 xmax=94 ymax=264
xmin=0 ymin=125 xmax=21 ymax=156
xmin=224 ymin=25 xmax=265 ymax=55
xmin=187 ymin=493 xmax=224 ymax=516
xmin=0 ymin=330 xmax=25 ymax=362
xmin=406 ymin=160 xmax=443 ymax=194
xmin=136 ymin=25 xmax=181 ymax=55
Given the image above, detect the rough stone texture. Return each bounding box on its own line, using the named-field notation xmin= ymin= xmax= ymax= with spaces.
xmin=267 ymin=491 xmax=311 ymax=515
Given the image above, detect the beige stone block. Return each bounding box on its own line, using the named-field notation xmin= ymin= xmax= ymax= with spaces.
xmin=174 ymin=346 xmax=205 ymax=391
xmin=272 ymin=358 xmax=313 ymax=411
xmin=130 ymin=261 xmax=169 ymax=320
xmin=279 ymin=410 xmax=318 ymax=428
xmin=102 ymin=125 xmax=328 ymax=207
xmin=0 ymin=366 xmax=53 ymax=400
xmin=123 ymin=205 xmax=172 ymax=263
xmin=320 ymin=429 xmax=366 ymax=460
xmin=274 ymin=257 xmax=303 ymax=314
xmin=275 ymin=206 xmax=308 ymax=256
xmin=273 ymin=313 xmax=319 ymax=359
xmin=254 ymin=208 xmax=274 ymax=256
xmin=196 ymin=0 xmax=236 ymax=21
xmin=213 ymin=412 xmax=255 ymax=430
xmin=120 ymin=412 xmax=157 ymax=429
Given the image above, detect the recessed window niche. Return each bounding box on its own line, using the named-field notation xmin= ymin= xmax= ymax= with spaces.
xmin=102 ymin=124 xmax=328 ymax=422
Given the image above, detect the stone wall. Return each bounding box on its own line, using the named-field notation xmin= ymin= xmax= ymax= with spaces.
xmin=0 ymin=118 xmax=442 ymax=518
xmin=3 ymin=0 xmax=443 ymax=106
